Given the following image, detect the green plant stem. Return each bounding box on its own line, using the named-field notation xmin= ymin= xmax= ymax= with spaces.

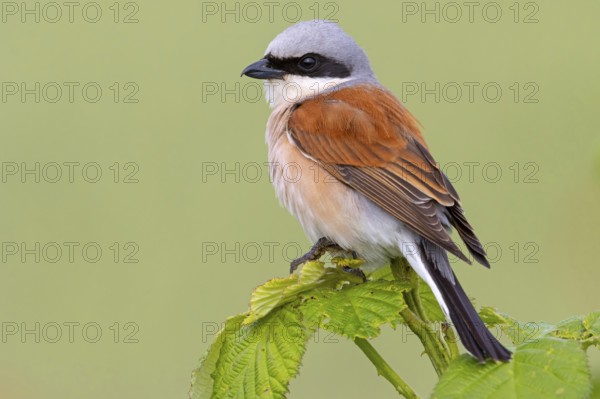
xmin=399 ymin=307 xmax=449 ymax=376
xmin=443 ymin=323 xmax=460 ymax=360
xmin=353 ymin=337 xmax=420 ymax=399
xmin=392 ymin=257 xmax=428 ymax=322
xmin=391 ymin=258 xmax=452 ymax=376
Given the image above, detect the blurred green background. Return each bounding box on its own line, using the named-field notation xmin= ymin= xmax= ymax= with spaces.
xmin=1 ymin=1 xmax=599 ymax=398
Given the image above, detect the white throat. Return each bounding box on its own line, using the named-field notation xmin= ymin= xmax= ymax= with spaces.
xmin=264 ymin=75 xmax=351 ymax=109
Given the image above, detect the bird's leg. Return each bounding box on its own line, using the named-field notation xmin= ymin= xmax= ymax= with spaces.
xmin=342 ymin=266 xmax=367 ymax=282
xmin=289 ymin=237 xmax=342 ymax=273
xmin=341 ymin=250 xmax=366 ymax=281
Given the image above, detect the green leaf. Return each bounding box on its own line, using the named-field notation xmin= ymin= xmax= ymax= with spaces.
xmin=554 ymin=316 xmax=588 ymax=340
xmin=479 ymin=307 xmax=555 ymax=345
xmin=432 ymin=337 xmax=591 ymax=399
xmin=583 ymin=312 xmax=600 ymax=330
xmin=244 ymin=278 xmax=299 ymax=325
xmin=553 ymin=311 xmax=600 ymax=349
xmin=367 ymin=263 xmax=445 ymax=322
xmin=479 ymin=306 xmax=515 ymax=326
xmin=190 ymin=314 xmax=245 ymax=399
xmin=583 ymin=311 xmax=600 ymax=345
xmin=243 ymin=261 xmax=360 ymax=325
xmin=366 ymin=264 xmax=395 ymax=281
xmin=195 ymin=305 xmax=313 ymax=399
xmin=301 ymin=280 xmax=410 ymax=339
xmin=480 ymin=307 xmax=600 ymax=349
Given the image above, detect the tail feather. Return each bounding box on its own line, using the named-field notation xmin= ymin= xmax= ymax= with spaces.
xmin=419 ymin=241 xmax=511 ymax=362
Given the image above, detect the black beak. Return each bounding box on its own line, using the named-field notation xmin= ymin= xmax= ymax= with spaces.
xmin=241 ymin=58 xmax=286 ymax=80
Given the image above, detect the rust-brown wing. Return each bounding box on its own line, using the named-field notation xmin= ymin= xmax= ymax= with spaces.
xmin=287 ymin=84 xmax=489 ymax=266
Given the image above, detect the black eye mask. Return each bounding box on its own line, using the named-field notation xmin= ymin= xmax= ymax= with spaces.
xmin=265 ymin=53 xmax=351 ymax=78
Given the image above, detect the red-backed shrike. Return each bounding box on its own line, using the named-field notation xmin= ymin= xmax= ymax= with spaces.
xmin=241 ymin=20 xmax=511 ymax=362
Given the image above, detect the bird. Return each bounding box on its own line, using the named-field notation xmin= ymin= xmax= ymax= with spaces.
xmin=241 ymin=20 xmax=511 ymax=362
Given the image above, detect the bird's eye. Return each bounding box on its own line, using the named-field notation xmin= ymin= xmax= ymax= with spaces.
xmin=298 ymin=56 xmax=318 ymax=71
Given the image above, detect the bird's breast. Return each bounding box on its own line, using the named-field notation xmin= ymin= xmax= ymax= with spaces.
xmin=264 ymin=105 xmax=402 ymax=267
xmin=266 ymin=109 xmax=354 ymax=244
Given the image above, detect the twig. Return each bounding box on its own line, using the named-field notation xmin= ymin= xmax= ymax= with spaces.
xmin=392 ymin=257 xmax=428 ymax=322
xmin=399 ymin=307 xmax=449 ymax=376
xmin=353 ymin=337 xmax=420 ymax=399
xmin=442 ymin=323 xmax=460 ymax=360
xmin=391 ymin=258 xmax=452 ymax=376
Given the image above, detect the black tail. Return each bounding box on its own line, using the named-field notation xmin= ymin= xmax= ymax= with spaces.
xmin=420 ymin=241 xmax=512 ymax=362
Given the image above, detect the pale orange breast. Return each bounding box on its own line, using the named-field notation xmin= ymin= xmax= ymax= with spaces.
xmin=269 ymin=135 xmax=354 ymax=241
xmin=264 ymin=103 xmax=401 ymax=258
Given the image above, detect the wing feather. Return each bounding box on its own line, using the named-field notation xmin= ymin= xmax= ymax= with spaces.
xmin=288 ymin=84 xmax=489 ymax=267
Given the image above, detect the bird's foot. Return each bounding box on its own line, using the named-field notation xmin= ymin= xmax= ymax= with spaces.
xmin=289 ymin=237 xmax=343 ymax=273
xmin=342 ymin=266 xmax=367 ymax=282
